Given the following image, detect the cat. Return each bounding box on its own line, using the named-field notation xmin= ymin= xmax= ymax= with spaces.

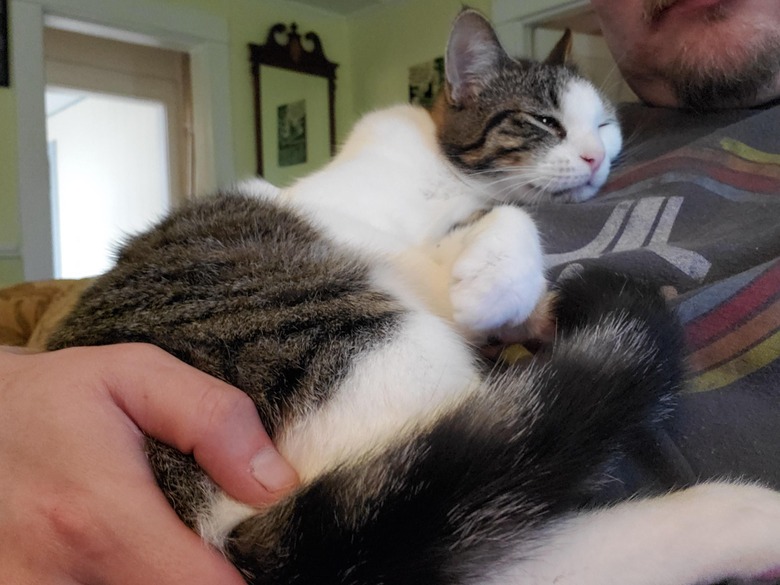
xmin=47 ymin=9 xmax=780 ymax=585
xmin=240 ymin=15 xmax=621 ymax=347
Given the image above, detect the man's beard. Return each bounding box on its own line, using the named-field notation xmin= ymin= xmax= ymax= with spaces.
xmin=658 ymin=3 xmax=780 ymax=110
xmin=669 ymin=39 xmax=780 ymax=110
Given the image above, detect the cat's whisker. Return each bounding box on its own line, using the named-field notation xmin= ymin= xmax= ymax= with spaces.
xmin=612 ymin=135 xmax=655 ymax=169
xmin=488 ymin=178 xmax=540 ymax=191
xmin=465 ymin=167 xmax=542 ymax=180
xmin=485 ymin=176 xmax=542 ymax=190
xmin=597 ymin=60 xmax=638 ymax=104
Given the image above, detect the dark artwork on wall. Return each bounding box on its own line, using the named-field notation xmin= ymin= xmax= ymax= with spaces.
xmin=409 ymin=57 xmax=444 ymax=109
xmin=278 ymin=99 xmax=307 ymax=167
xmin=0 ymin=0 xmax=8 ymax=87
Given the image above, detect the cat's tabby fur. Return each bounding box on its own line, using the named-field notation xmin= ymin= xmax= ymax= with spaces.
xmin=48 ymin=9 xmax=780 ymax=585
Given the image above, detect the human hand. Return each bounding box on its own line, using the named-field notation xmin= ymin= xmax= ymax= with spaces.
xmin=0 ymin=343 xmax=299 ymax=584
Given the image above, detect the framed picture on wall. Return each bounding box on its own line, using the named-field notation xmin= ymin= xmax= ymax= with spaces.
xmin=278 ymin=99 xmax=307 ymax=167
xmin=409 ymin=57 xmax=444 ymax=109
xmin=249 ymin=22 xmax=338 ymax=185
xmin=1 ymin=0 xmax=8 ymax=87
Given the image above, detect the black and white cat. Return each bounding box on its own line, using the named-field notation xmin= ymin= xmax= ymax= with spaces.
xmin=49 ymin=9 xmax=780 ymax=585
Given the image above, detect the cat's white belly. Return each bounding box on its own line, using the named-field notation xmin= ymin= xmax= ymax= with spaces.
xmin=276 ymin=305 xmax=480 ymax=482
xmin=198 ymin=299 xmax=481 ymax=549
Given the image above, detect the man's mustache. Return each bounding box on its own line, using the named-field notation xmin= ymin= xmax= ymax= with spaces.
xmin=643 ymin=0 xmax=680 ymax=23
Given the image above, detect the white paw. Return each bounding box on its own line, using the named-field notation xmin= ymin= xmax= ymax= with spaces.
xmin=450 ymin=206 xmax=546 ymax=340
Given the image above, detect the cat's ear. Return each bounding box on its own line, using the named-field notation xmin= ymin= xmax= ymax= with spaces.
xmin=544 ymin=29 xmax=573 ymax=67
xmin=444 ymin=9 xmax=506 ymax=106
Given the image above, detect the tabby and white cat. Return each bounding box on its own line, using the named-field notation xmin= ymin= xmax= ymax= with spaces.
xmin=48 ymin=9 xmax=780 ymax=585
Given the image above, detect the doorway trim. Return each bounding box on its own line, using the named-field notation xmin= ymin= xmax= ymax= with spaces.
xmin=11 ymin=0 xmax=235 ymax=280
xmin=492 ymin=0 xmax=590 ymax=56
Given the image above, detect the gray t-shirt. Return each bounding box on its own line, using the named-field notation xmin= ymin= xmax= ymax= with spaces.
xmin=532 ymin=102 xmax=780 ymax=498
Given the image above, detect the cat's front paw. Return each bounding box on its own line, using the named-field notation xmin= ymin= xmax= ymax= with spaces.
xmin=450 ymin=206 xmax=546 ymax=341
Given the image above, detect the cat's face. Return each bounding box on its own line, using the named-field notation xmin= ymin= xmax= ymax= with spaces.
xmin=530 ymin=76 xmax=622 ymax=203
xmin=432 ymin=10 xmax=622 ymax=204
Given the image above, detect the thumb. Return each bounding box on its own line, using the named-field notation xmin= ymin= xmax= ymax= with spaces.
xmin=102 ymin=343 xmax=299 ymax=506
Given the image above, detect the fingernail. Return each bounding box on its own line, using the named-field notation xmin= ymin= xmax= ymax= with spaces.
xmin=250 ymin=447 xmax=299 ymax=493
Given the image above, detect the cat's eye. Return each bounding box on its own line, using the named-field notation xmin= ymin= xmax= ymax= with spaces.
xmin=530 ymin=114 xmax=565 ymax=138
xmin=535 ymin=115 xmax=554 ymax=126
xmin=598 ymin=119 xmax=616 ymax=129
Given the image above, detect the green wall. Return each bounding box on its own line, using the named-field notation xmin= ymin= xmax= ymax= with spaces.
xmin=0 ymin=0 xmax=491 ymax=286
xmin=350 ymin=0 xmax=492 ymax=114
xmin=0 ymin=87 xmax=22 ymax=284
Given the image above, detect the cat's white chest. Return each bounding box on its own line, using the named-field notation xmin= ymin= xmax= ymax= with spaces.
xmin=281 ymin=106 xmax=484 ymax=254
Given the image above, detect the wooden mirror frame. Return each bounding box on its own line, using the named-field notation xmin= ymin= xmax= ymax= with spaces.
xmin=249 ymin=23 xmax=338 ymax=177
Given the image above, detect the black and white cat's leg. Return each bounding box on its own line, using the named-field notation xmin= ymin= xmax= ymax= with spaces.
xmin=490 ymin=482 xmax=780 ymax=585
xmin=432 ymin=204 xmax=548 ymax=343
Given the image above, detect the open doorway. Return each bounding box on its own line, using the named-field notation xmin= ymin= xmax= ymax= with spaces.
xmin=44 ymin=27 xmax=192 ymax=279
xmin=11 ymin=0 xmax=234 ymax=282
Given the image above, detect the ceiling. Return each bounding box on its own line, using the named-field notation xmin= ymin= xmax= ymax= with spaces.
xmin=283 ymin=0 xmax=405 ymax=16
xmin=279 ymin=1 xmax=602 ymax=34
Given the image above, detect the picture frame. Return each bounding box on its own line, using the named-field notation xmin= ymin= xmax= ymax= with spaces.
xmin=249 ymin=23 xmax=338 ymax=178
xmin=409 ymin=57 xmax=444 ymax=109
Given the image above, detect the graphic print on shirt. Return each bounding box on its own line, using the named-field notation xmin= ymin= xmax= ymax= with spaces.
xmin=545 ymin=196 xmax=712 ymax=282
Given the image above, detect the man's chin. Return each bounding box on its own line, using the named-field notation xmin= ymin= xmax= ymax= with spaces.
xmin=668 ymin=42 xmax=780 ymax=110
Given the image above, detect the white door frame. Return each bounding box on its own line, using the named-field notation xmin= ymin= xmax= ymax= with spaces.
xmin=492 ymin=0 xmax=590 ymax=57
xmin=11 ymin=0 xmax=235 ymax=280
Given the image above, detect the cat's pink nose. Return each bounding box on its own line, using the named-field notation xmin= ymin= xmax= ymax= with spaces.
xmin=581 ymin=150 xmax=605 ymax=171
